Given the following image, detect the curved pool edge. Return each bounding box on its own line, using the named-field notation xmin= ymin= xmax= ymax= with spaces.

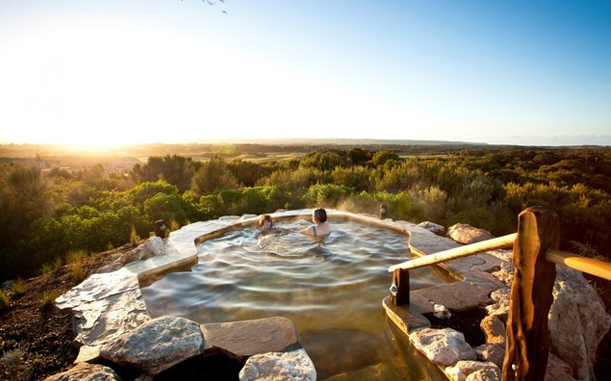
xmin=57 ymin=208 xmax=508 ymax=380
xmin=54 ymin=210 xmax=424 ymax=352
xmin=133 ymin=209 xmax=422 ymax=286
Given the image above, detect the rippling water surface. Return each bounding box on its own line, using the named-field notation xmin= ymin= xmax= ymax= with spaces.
xmin=142 ymin=220 xmax=449 ymax=380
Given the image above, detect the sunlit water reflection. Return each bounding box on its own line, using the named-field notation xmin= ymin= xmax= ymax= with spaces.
xmin=142 ymin=220 xmax=449 ymax=380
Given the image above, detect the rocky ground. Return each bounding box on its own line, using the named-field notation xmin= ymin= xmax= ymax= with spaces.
xmin=0 ymin=243 xmax=137 ymax=381
xmin=588 ymin=275 xmax=611 ymax=378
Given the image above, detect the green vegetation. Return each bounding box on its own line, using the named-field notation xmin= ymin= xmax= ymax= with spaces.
xmin=129 ymin=226 xmax=140 ymax=245
xmin=8 ymin=279 xmax=25 ymax=299
xmin=0 ymin=290 xmax=8 ymax=310
xmin=41 ymin=291 xmax=60 ymax=308
xmin=1 ymin=146 xmax=610 ymax=281
xmin=70 ymin=261 xmax=85 ymax=283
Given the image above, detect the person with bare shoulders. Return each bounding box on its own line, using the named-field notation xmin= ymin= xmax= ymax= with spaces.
xmin=301 ymin=208 xmax=331 ymax=237
xmin=259 ymin=214 xmax=273 ymax=230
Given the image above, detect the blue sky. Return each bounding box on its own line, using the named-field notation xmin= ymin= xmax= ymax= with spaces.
xmin=0 ymin=0 xmax=609 ymax=146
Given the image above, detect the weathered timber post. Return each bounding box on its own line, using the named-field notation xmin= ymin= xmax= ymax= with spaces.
xmin=379 ymin=204 xmax=388 ymax=219
xmin=155 ymin=220 xmax=167 ymax=239
xmin=390 ymin=268 xmax=410 ymax=305
xmin=502 ymin=207 xmax=560 ymax=381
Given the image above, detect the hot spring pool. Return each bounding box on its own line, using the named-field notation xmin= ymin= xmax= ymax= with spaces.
xmin=142 ymin=219 xmax=451 ymax=380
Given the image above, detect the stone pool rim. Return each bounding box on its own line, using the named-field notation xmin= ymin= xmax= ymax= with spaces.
xmin=136 ymin=209 xmax=437 ymax=286
xmin=54 ymin=209 xmax=503 ymax=380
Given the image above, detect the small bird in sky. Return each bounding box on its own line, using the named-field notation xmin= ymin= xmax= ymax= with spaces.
xmin=222 ymin=10 xmax=228 ymax=14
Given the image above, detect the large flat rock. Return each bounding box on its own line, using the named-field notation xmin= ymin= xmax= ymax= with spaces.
xmin=201 ymin=317 xmax=300 ymax=361
xmin=71 ymin=289 xmax=150 ymax=346
xmin=55 ymin=267 xmax=150 ymax=347
xmin=406 ymin=226 xmax=461 ymax=256
xmin=412 ymin=281 xmax=498 ymax=312
xmin=447 ymin=224 xmax=494 ymax=245
xmin=56 ymin=268 xmax=139 ymax=309
xmin=101 ymin=316 xmax=205 ymax=375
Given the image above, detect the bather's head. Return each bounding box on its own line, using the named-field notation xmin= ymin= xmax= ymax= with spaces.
xmin=259 ymin=214 xmax=273 ymax=229
xmin=312 ymin=208 xmax=327 ymax=225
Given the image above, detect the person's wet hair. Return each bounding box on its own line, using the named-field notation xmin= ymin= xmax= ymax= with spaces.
xmin=259 ymin=214 xmax=272 ymax=227
xmin=313 ymin=208 xmax=327 ymax=223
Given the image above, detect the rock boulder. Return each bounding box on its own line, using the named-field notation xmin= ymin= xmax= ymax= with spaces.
xmin=409 ymin=328 xmax=476 ymax=367
xmin=474 ymin=344 xmax=505 ymax=368
xmin=44 ymin=363 xmax=120 ymax=381
xmin=239 ymin=349 xmax=317 ymax=381
xmin=445 ymin=360 xmax=500 ymax=381
xmin=480 ymin=315 xmax=505 ymax=345
xmin=100 ymin=316 xmax=204 ymax=375
xmin=121 ymin=237 xmax=165 ymax=265
xmin=448 ymin=224 xmax=494 ymax=245
xmin=548 ymin=267 xmax=611 ymax=380
xmin=417 ymin=221 xmax=446 ymax=236
xmin=201 ymin=317 xmax=300 ymax=361
xmin=545 ymin=352 xmax=577 ymax=381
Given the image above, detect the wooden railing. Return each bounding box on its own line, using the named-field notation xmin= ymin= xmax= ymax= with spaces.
xmin=387 ymin=207 xmax=611 ymax=381
xmin=388 ymin=233 xmax=517 ymax=272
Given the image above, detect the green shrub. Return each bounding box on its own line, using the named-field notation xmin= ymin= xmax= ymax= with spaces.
xmin=41 ymin=290 xmax=60 ymax=308
xmin=408 ymin=185 xmax=448 ymax=222
xmin=168 ymin=219 xmax=181 ymax=233
xmin=331 ymin=166 xmax=372 ymax=192
xmin=71 ymin=260 xmax=86 ymax=283
xmin=300 ymin=150 xmax=349 ymax=171
xmin=131 ymin=180 xmax=180 ymax=204
xmin=40 ymin=263 xmax=53 ymax=276
xmin=0 ymin=290 xmax=8 ymax=310
xmin=373 ymin=161 xmax=419 ymax=193
xmin=191 ymin=156 xmax=239 ymax=195
xmin=129 ymin=226 xmax=140 ymax=245
xmin=52 ymin=256 xmax=63 ymax=271
xmin=305 ymin=184 xmax=354 ymax=206
xmin=9 ymin=279 xmax=25 ymax=299
xmin=67 ymin=250 xmax=86 ymax=264
xmin=372 ymin=150 xmax=400 ymax=166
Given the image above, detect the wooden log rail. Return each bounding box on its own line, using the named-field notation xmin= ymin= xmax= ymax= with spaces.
xmin=386 ymin=207 xmax=611 ymax=381
xmin=388 ymin=233 xmax=517 ymax=273
xmin=546 ymin=249 xmax=611 ymax=280
xmin=387 ymin=234 xmax=611 ymax=281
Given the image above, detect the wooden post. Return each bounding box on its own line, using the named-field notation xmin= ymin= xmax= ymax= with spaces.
xmin=155 ymin=220 xmax=167 ymax=239
xmin=390 ymin=268 xmax=410 ymax=305
xmin=379 ymin=204 xmax=388 ymax=219
xmin=502 ymin=207 xmax=560 ymax=381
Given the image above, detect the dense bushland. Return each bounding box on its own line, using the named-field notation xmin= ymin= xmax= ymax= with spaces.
xmin=1 ymin=147 xmax=610 ymax=281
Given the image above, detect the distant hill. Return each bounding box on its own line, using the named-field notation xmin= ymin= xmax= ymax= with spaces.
xmin=202 ymin=138 xmax=489 ymax=146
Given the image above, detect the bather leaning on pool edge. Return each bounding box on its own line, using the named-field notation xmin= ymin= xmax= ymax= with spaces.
xmin=300 ymin=208 xmax=332 ymax=238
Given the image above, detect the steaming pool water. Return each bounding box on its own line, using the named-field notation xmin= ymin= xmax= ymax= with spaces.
xmin=142 ymin=219 xmax=451 ymax=380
